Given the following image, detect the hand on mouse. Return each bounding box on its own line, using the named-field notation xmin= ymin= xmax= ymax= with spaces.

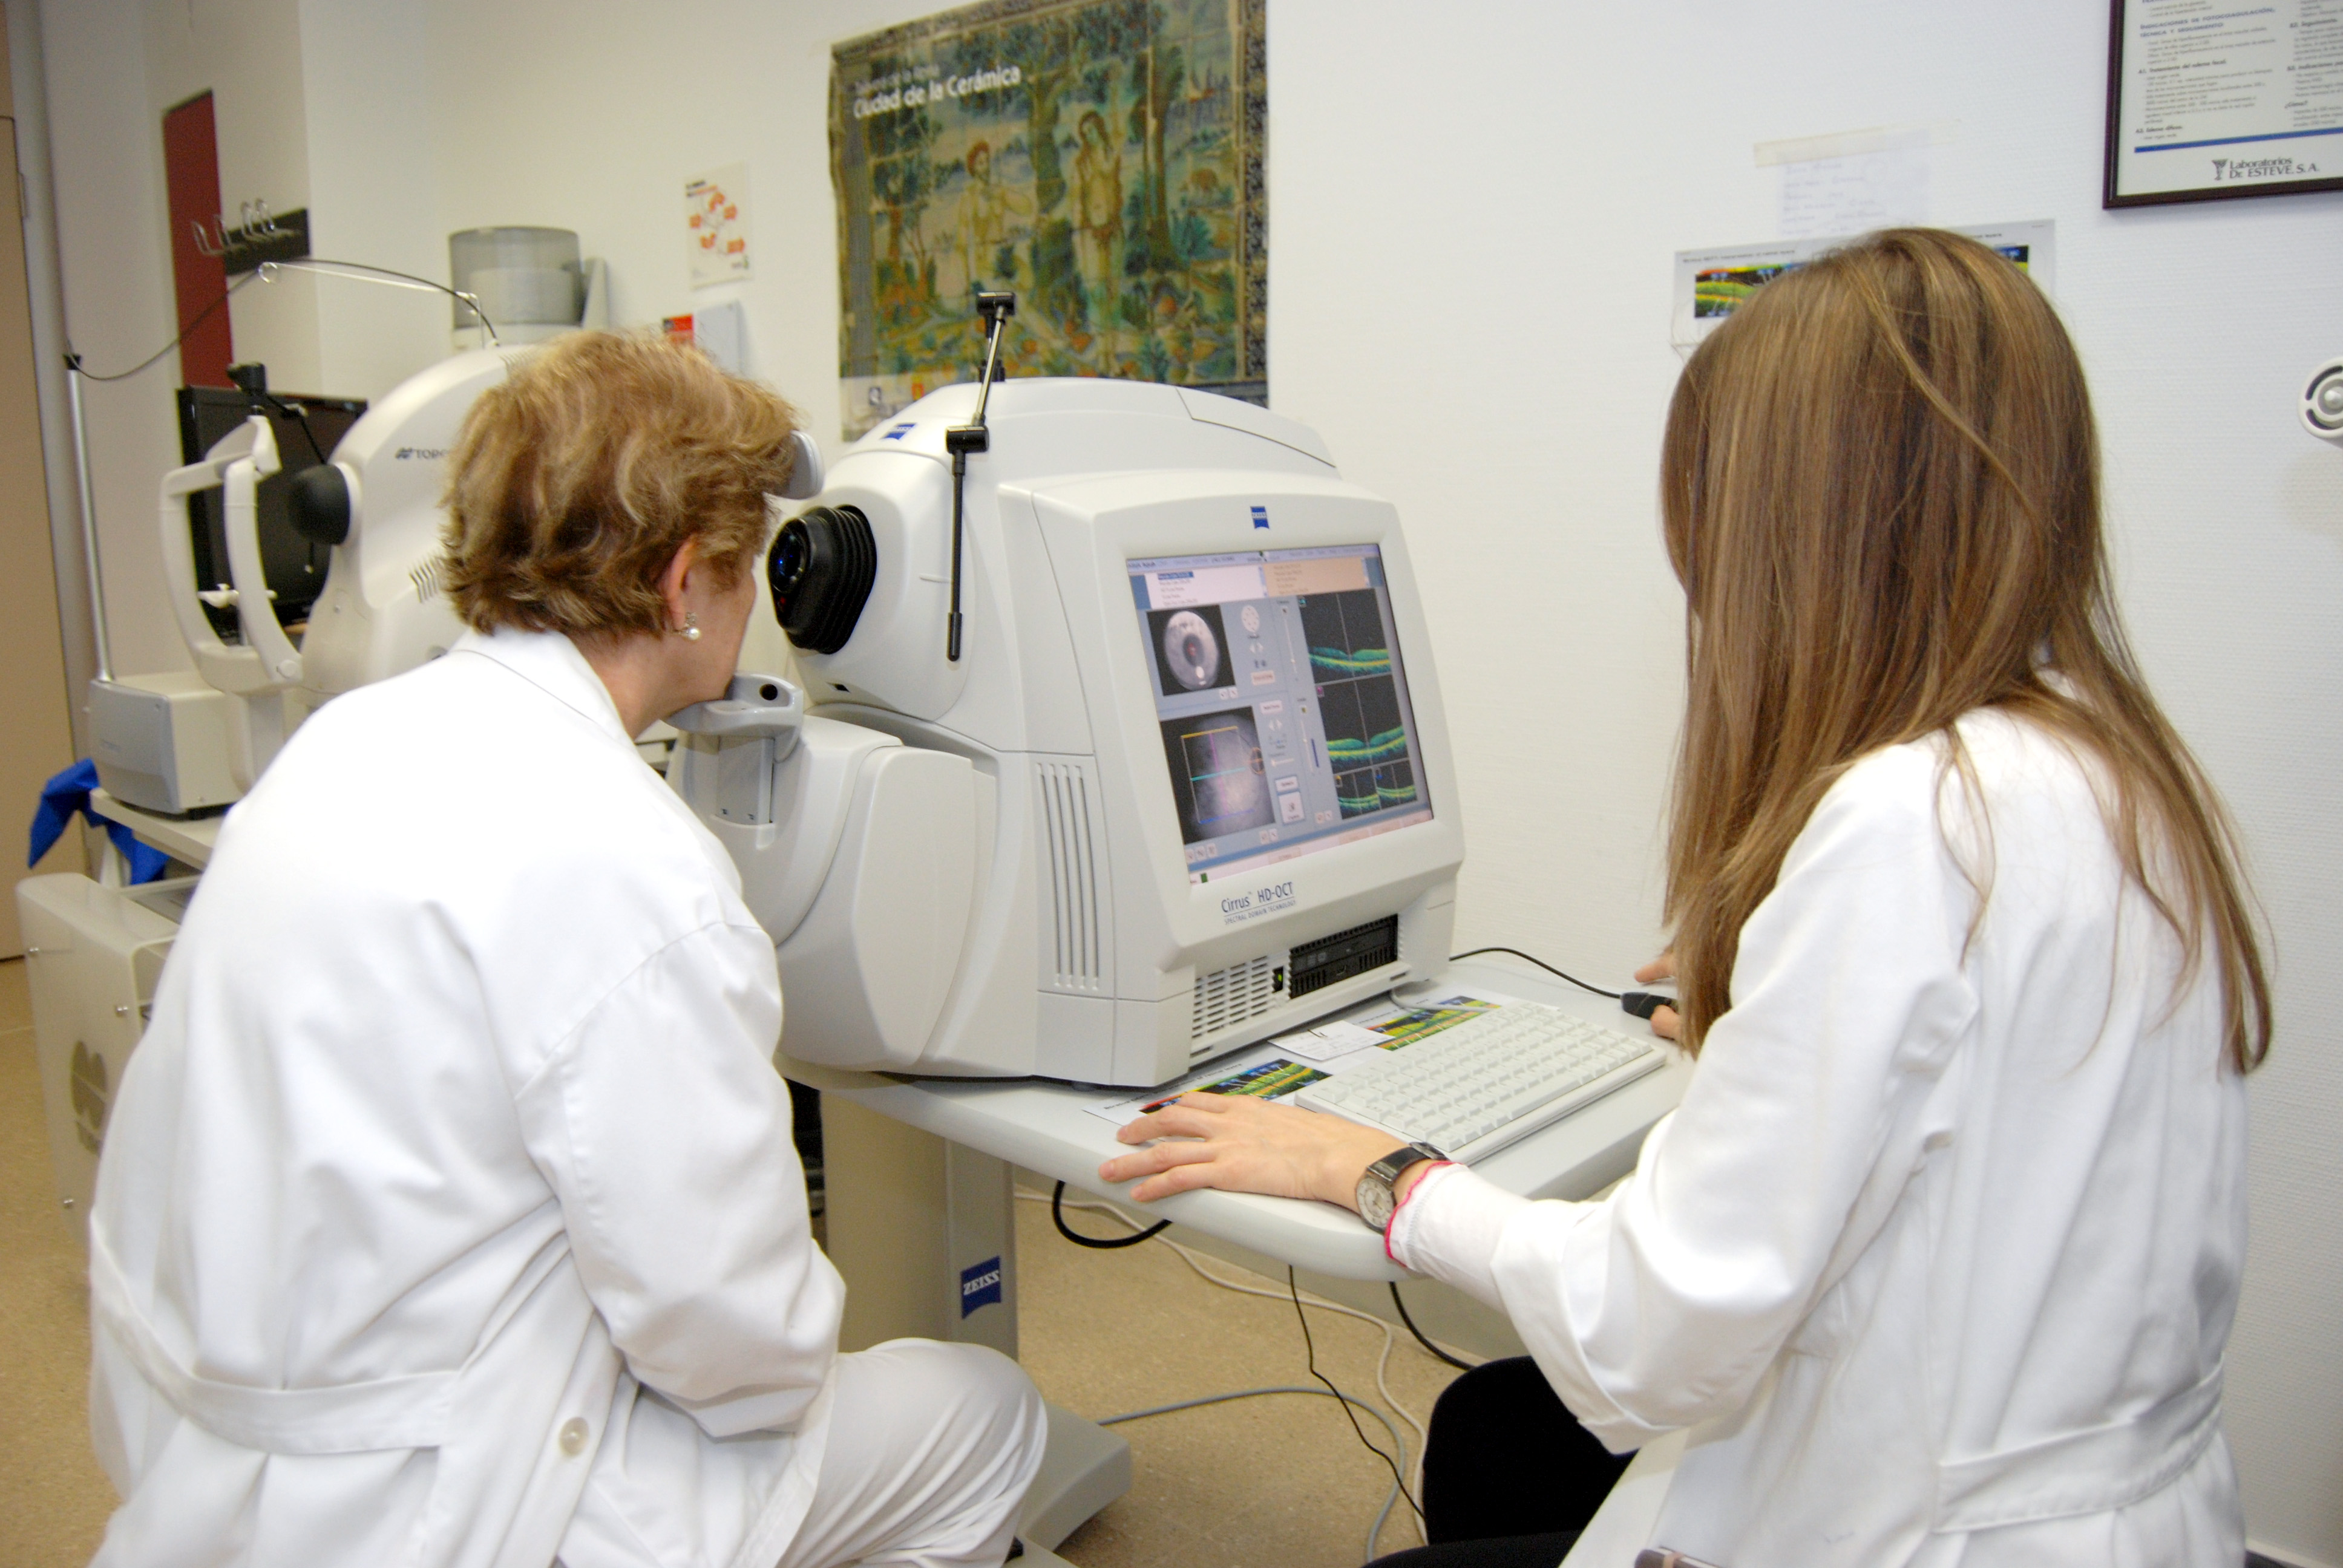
xmin=1634 ymin=951 xmax=1681 ymax=1042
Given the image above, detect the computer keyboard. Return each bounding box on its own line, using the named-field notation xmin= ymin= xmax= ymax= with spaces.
xmin=1293 ymin=1002 xmax=1665 ymax=1163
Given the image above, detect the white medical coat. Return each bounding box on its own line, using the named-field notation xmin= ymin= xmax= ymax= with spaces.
xmin=1390 ymin=710 xmax=2247 ymax=1565
xmin=87 ymin=627 xmax=847 ymax=1568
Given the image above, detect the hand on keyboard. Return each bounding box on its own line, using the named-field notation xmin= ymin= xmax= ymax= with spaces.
xmin=1293 ymin=1002 xmax=1663 ymax=1163
xmin=1097 ymin=1092 xmax=1409 ymax=1210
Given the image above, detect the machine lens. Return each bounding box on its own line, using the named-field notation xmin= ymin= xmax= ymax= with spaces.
xmin=767 ymin=505 xmax=878 ymax=655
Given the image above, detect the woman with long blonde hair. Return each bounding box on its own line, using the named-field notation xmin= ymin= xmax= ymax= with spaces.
xmin=1101 ymin=229 xmax=2268 ymax=1566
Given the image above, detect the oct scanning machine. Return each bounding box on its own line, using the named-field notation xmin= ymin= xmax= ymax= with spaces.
xmin=70 ymin=344 xmax=1467 ymax=1111
xmin=672 ymin=377 xmax=1464 ymax=1086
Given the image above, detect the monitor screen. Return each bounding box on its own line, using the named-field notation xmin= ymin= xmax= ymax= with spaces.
xmin=1129 ymin=544 xmax=1433 ymax=883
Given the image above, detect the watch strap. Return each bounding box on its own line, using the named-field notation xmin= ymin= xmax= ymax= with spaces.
xmin=1368 ymin=1141 xmax=1448 ymax=1184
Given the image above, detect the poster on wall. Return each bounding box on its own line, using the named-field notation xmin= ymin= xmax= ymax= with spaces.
xmin=1669 ymin=221 xmax=2057 ymax=348
xmin=687 ymin=165 xmax=753 ymax=287
xmin=2105 ymin=0 xmax=2342 ymax=206
xmin=830 ymin=0 xmax=1268 ymax=439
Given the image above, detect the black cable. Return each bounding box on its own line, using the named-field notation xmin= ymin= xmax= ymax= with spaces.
xmin=277 ymin=400 xmax=328 ymax=464
xmin=70 ymin=270 xmax=263 ymax=382
xmin=240 ymin=388 xmax=328 ymax=465
xmin=71 ymin=255 xmax=500 ymax=387
xmin=1388 ymin=1282 xmax=1473 ymax=1371
xmin=1050 ymin=1180 xmax=1170 ymax=1249
xmin=1449 ymin=946 xmax=1620 ymax=1000
xmin=1290 ymin=1266 xmax=1423 ymax=1524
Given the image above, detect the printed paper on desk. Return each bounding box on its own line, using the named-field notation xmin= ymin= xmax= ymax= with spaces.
xmin=1274 ymin=1019 xmax=1389 ymax=1062
xmin=1357 ymin=995 xmax=1504 ymax=1048
xmin=1085 ymin=1051 xmax=1326 ymax=1126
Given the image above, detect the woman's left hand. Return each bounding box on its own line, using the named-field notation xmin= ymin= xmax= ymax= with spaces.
xmin=1098 ymin=1093 xmax=1407 ymax=1209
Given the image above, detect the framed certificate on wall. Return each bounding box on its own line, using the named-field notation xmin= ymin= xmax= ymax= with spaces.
xmin=2105 ymin=0 xmax=2343 ymax=206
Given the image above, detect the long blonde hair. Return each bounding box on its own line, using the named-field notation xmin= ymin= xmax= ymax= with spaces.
xmin=1658 ymin=229 xmax=2269 ymax=1071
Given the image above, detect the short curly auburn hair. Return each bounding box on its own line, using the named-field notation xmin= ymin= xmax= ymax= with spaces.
xmin=441 ymin=331 xmax=799 ymax=638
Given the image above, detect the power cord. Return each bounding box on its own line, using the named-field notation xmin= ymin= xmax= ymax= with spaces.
xmin=1050 ymin=1180 xmax=1170 ymax=1249
xmin=1096 ymin=1387 xmax=1414 ymax=1557
xmin=1290 ymin=1266 xmax=1424 ymax=1530
xmin=1388 ymin=1282 xmax=1475 ymax=1371
xmin=1020 ymin=1186 xmax=1455 ymax=1556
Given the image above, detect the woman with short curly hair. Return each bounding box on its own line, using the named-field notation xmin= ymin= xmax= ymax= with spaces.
xmin=88 ymin=332 xmax=1046 ymax=1568
xmin=443 ymin=330 xmax=791 ymax=643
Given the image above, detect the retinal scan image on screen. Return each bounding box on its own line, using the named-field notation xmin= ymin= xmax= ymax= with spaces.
xmin=1148 ymin=604 xmax=1234 ymax=696
xmin=1300 ymin=589 xmax=1417 ymax=820
xmin=1159 ymin=708 xmax=1273 ymax=840
xmin=1129 ymin=546 xmax=1432 ymax=882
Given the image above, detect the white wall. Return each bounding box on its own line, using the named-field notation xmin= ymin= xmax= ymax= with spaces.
xmin=43 ymin=0 xmax=185 ymax=678
xmin=145 ymin=0 xmax=323 ymax=395
xmin=297 ymin=0 xmax=443 ymax=399
xmin=41 ymin=1 xmax=2343 ymax=1559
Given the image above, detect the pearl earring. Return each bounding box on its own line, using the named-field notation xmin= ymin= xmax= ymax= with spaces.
xmin=677 ymin=613 xmax=701 ymax=642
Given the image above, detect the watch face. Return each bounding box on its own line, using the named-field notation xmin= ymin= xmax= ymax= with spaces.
xmin=1358 ymin=1143 xmax=1444 ymax=1231
xmin=1357 ymin=1174 xmax=1398 ymax=1232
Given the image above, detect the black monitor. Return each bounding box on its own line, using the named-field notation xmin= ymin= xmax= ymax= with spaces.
xmin=176 ymin=387 xmax=367 ymax=638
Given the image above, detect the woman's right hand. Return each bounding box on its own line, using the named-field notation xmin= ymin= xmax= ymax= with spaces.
xmin=1635 ymin=951 xmax=1681 ymax=1042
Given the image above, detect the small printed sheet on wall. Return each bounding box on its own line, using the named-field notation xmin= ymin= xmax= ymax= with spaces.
xmin=830 ymin=0 xmax=1268 ymax=439
xmin=688 ymin=165 xmax=752 ymax=287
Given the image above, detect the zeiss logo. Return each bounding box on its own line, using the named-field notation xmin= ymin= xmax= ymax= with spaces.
xmin=1251 ymin=505 xmax=1270 ymax=530
xmin=882 ymin=422 xmax=916 ymax=441
xmin=960 ymin=1256 xmax=1004 ymax=1316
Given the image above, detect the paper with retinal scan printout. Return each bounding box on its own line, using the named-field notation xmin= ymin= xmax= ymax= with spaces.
xmin=1081 ymin=991 xmax=1524 ymax=1126
xmin=1671 ymin=220 xmax=2055 ymax=347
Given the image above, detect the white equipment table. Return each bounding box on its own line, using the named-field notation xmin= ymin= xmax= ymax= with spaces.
xmin=799 ymin=955 xmax=1686 ymax=1281
xmin=89 ymin=788 xmax=224 ymax=877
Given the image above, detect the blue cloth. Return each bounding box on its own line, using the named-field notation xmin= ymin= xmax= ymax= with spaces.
xmin=30 ymin=758 xmax=172 ymax=884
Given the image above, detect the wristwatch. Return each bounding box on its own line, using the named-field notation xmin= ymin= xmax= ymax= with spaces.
xmin=1355 ymin=1141 xmax=1447 ymax=1232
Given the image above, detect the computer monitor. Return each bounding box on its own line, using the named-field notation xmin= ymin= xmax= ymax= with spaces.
xmin=1130 ymin=544 xmax=1433 ymax=883
xmin=177 ymin=387 xmax=367 ymax=635
xmin=677 ymin=377 xmax=1465 ymax=1086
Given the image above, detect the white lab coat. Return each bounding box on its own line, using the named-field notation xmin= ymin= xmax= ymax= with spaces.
xmin=87 ymin=627 xmax=847 ymax=1568
xmin=1390 ymin=709 xmax=2247 ymax=1566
